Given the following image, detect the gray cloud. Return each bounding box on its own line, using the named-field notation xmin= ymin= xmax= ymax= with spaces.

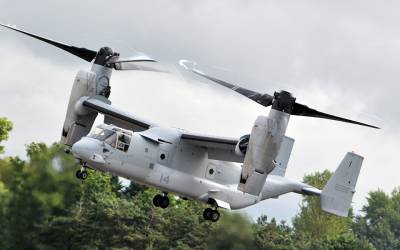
xmin=0 ymin=0 xmax=399 ymax=222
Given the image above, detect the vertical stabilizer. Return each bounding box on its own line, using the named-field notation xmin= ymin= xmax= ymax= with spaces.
xmin=270 ymin=136 xmax=294 ymax=177
xmin=321 ymin=152 xmax=363 ymax=217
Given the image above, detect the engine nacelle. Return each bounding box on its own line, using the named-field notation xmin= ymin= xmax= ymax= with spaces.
xmin=61 ymin=70 xmax=98 ymax=146
xmin=61 ymin=62 xmax=114 ymax=146
xmin=235 ymin=134 xmax=250 ymax=157
xmin=238 ymin=111 xmax=290 ymax=196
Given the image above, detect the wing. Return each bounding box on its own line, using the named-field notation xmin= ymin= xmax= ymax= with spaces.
xmin=181 ymin=132 xmax=243 ymax=162
xmin=181 ymin=132 xmax=296 ymax=165
xmin=82 ymin=96 xmax=156 ymax=132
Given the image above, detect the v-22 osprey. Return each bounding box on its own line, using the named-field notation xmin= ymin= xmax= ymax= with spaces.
xmin=1 ymin=24 xmax=379 ymax=222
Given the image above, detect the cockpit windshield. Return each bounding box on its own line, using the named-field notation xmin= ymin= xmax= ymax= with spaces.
xmin=89 ymin=125 xmax=132 ymax=152
xmin=89 ymin=127 xmax=115 ymax=141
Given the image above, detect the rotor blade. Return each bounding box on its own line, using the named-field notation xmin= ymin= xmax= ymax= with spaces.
xmin=180 ymin=60 xmax=273 ymax=107
xmin=0 ymin=23 xmax=97 ymax=62
xmin=113 ymin=61 xmax=168 ymax=72
xmin=113 ymin=55 xmax=157 ymax=64
xmin=292 ymin=103 xmax=380 ymax=129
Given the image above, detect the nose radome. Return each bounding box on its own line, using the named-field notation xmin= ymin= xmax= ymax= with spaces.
xmin=71 ymin=138 xmax=99 ymax=161
xmin=71 ymin=140 xmax=87 ymax=160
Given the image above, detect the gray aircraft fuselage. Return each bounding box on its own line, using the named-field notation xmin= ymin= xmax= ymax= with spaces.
xmin=72 ymin=124 xmax=312 ymax=210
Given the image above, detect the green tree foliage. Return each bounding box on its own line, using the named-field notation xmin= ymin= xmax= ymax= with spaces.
xmin=292 ymin=170 xmax=374 ymax=250
xmin=0 ymin=119 xmax=13 ymax=248
xmin=207 ymin=212 xmax=255 ymax=250
xmin=293 ymin=170 xmax=353 ymax=240
xmin=0 ymin=117 xmax=12 ymax=154
xmin=0 ymin=180 xmax=11 ymax=249
xmin=254 ymin=216 xmax=296 ymax=250
xmin=353 ymin=189 xmax=400 ymax=250
xmin=37 ymin=170 xmax=219 ymax=250
xmin=1 ymin=143 xmax=81 ymax=249
xmin=299 ymin=234 xmax=373 ymax=250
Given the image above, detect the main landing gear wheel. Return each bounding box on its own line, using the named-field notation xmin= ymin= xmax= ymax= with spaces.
xmin=153 ymin=194 xmax=169 ymax=209
xmin=76 ymin=169 xmax=88 ymax=180
xmin=203 ymin=208 xmax=220 ymax=222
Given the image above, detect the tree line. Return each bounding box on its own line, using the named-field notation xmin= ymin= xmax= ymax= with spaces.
xmin=0 ymin=117 xmax=398 ymax=249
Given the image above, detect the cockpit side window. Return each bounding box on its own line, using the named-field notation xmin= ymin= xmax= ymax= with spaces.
xmin=89 ymin=126 xmax=132 ymax=152
xmin=116 ymin=133 xmax=131 ymax=152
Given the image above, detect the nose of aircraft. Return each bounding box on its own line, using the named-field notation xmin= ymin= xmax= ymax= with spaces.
xmin=71 ymin=138 xmax=101 ymax=161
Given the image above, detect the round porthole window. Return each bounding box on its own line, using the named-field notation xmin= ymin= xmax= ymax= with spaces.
xmin=160 ymin=153 xmax=166 ymax=160
xmin=209 ymin=168 xmax=214 ymax=175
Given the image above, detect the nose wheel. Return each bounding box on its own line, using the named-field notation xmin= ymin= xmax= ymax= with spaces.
xmin=153 ymin=193 xmax=169 ymax=209
xmin=203 ymin=208 xmax=220 ymax=222
xmin=76 ymin=165 xmax=88 ymax=180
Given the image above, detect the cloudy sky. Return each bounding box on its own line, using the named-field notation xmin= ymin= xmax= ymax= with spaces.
xmin=0 ymin=0 xmax=399 ymax=222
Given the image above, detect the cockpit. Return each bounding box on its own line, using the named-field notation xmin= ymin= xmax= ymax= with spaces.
xmin=88 ymin=125 xmax=132 ymax=152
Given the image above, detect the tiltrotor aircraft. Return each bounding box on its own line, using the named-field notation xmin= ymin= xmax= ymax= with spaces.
xmin=1 ymin=24 xmax=379 ymax=222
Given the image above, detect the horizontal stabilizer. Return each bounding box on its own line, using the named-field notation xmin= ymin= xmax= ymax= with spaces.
xmin=321 ymin=152 xmax=363 ymax=217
